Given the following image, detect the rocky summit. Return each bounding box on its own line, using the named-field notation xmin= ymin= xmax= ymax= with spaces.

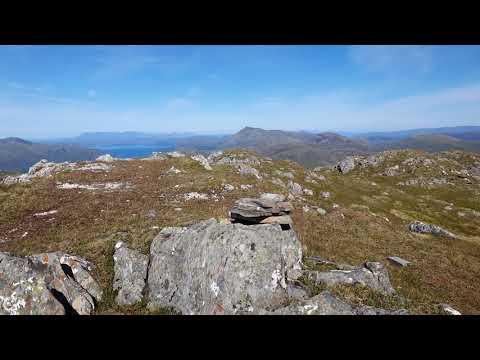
xmin=1 ymin=148 xmax=480 ymax=315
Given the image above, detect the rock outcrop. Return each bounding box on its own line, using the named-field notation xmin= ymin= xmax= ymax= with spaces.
xmin=287 ymin=181 xmax=303 ymax=196
xmin=305 ymin=262 xmax=395 ymax=295
xmin=0 ymin=252 xmax=102 ymax=315
xmin=336 ymin=156 xmax=355 ymax=174
xmin=266 ymin=291 xmax=407 ymax=315
xmin=191 ymin=154 xmax=212 ymax=171
xmin=146 ymin=219 xmax=303 ymax=314
xmin=1 ymin=158 xmax=112 ymax=186
xmin=408 ymin=221 xmax=457 ymax=238
xmin=113 ymin=242 xmax=149 ymax=306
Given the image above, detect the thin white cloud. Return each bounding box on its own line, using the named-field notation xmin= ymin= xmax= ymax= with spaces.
xmin=349 ymin=45 xmax=434 ymax=74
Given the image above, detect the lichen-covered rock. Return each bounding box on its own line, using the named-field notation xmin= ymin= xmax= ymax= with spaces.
xmin=113 ymin=242 xmax=149 ymax=306
xmin=408 ymin=221 xmax=457 ymax=238
xmin=28 ymin=160 xmax=76 ymax=178
xmin=214 ymin=154 xmax=260 ymax=167
xmin=305 ymin=261 xmax=395 ymax=295
xmin=28 ymin=252 xmax=100 ymax=315
xmin=0 ymin=251 xmax=102 ymax=315
xmin=1 ymin=174 xmax=30 ymax=186
xmin=260 ymin=193 xmax=285 ymax=202
xmin=146 ymin=219 xmax=303 ymax=314
xmin=76 ymin=162 xmax=112 ymax=172
xmin=271 ymin=290 xmax=407 ymax=315
xmin=237 ymin=164 xmax=261 ymax=179
xmin=0 ymin=252 xmax=65 ymax=315
xmin=337 ymin=156 xmax=355 ymax=174
xmin=270 ymin=292 xmax=355 ymax=315
xmin=223 ymin=184 xmax=235 ymax=192
xmin=287 ymin=181 xmax=303 ymax=196
xmin=207 ymin=150 xmax=224 ymax=163
xmin=191 ymin=154 xmax=212 ymax=171
xmin=58 ymin=254 xmax=103 ymax=302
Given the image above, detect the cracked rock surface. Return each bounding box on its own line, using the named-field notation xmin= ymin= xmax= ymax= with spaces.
xmin=0 ymin=251 xmax=102 ymax=315
xmin=146 ymin=218 xmax=303 ymax=314
xmin=113 ymin=242 xmax=149 ymax=306
xmin=305 ymin=261 xmax=396 ymax=295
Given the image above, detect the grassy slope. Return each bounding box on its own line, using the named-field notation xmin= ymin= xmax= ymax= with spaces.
xmin=0 ymin=149 xmax=479 ymax=314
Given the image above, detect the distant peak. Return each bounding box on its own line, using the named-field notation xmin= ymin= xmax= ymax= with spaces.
xmin=238 ymin=126 xmax=263 ymax=132
xmin=0 ymin=137 xmax=32 ymax=145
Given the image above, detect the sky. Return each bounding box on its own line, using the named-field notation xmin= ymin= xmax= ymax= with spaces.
xmin=1 ymin=45 xmax=480 ymax=138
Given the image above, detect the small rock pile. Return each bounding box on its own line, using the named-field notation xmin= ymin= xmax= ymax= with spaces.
xmin=229 ymin=193 xmax=293 ymax=227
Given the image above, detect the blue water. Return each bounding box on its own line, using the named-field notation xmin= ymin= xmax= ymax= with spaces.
xmin=95 ymin=144 xmax=176 ymax=159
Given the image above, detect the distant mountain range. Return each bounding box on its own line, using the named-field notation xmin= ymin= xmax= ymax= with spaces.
xmin=212 ymin=127 xmax=370 ymax=167
xmin=210 ymin=126 xmax=480 ymax=167
xmin=2 ymin=125 xmax=480 ymax=171
xmin=353 ymin=126 xmax=480 ymax=143
xmin=0 ymin=138 xmax=101 ymax=172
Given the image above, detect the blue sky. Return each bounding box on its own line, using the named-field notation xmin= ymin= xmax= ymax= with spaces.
xmin=1 ymin=45 xmax=480 ymax=138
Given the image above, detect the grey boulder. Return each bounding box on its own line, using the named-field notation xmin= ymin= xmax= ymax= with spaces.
xmin=337 ymin=157 xmax=355 ymax=174
xmin=268 ymin=291 xmax=407 ymax=315
xmin=0 ymin=251 xmax=102 ymax=315
xmin=408 ymin=221 xmax=457 ymax=238
xmin=387 ymin=256 xmax=411 ymax=267
xmin=305 ymin=261 xmax=395 ymax=295
xmin=191 ymin=154 xmax=212 ymax=171
xmin=113 ymin=242 xmax=149 ymax=306
xmin=146 ymin=219 xmax=303 ymax=314
xmin=287 ymin=181 xmax=303 ymax=196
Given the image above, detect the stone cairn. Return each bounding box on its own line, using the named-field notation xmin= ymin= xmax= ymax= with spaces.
xmin=229 ymin=193 xmax=293 ymax=229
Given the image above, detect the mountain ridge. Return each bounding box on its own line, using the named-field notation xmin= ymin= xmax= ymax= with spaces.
xmin=0 ymin=138 xmax=102 ymax=172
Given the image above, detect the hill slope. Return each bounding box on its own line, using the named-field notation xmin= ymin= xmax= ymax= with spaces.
xmin=0 ymin=138 xmax=102 ymax=172
xmin=371 ymin=134 xmax=480 ymax=153
xmin=1 ymin=148 xmax=479 ymax=314
xmin=218 ymin=127 xmax=370 ymax=167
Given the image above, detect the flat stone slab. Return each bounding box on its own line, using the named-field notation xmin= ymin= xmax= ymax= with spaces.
xmin=387 ymin=256 xmax=411 ymax=267
xmin=305 ymin=261 xmax=395 ymax=295
xmin=230 ymin=196 xmax=292 ymax=224
xmin=260 ymin=215 xmax=293 ymax=225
